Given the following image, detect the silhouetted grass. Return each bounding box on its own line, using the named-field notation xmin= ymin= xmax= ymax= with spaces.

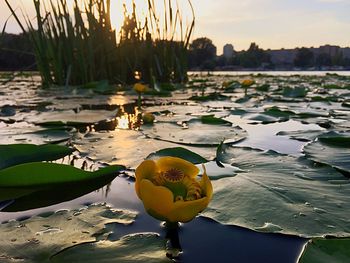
xmin=4 ymin=0 xmax=194 ymax=87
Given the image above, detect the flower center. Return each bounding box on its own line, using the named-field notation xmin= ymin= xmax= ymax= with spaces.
xmin=163 ymin=168 xmax=184 ymax=183
xmin=151 ymin=167 xmax=203 ymax=202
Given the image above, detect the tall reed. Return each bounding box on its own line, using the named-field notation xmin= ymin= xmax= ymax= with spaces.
xmin=4 ymin=0 xmax=195 ymax=87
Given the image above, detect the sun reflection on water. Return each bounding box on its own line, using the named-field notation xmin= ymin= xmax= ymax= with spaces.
xmin=115 ymin=105 xmax=142 ymax=130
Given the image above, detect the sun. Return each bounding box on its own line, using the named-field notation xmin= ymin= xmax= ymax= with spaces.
xmin=110 ymin=1 xmax=150 ymax=32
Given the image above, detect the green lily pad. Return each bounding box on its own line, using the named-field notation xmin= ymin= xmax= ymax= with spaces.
xmin=74 ymin=130 xmax=215 ymax=169
xmin=1 ymin=171 xmax=117 ymax=212
xmin=189 ymin=93 xmax=228 ymax=101
xmin=299 ymin=238 xmax=350 ymax=263
xmin=203 ymin=146 xmax=350 ymax=237
xmin=50 ymin=234 xmax=170 ymax=263
xmin=0 ymin=127 xmax=72 ymax=144
xmin=0 ymin=203 xmax=137 ymax=263
xmin=0 ymin=163 xmax=125 ymax=187
xmin=147 ymin=147 xmax=208 ymax=164
xmin=201 ymin=115 xmax=231 ymax=125
xmin=0 ymin=144 xmax=74 ymax=170
xmin=276 ymin=130 xmax=324 ymax=142
xmin=245 ymin=113 xmax=287 ymax=124
xmin=264 ymin=107 xmax=294 ymax=119
xmin=283 ymin=86 xmax=308 ymax=98
xmin=28 ymin=109 xmax=118 ymax=126
xmin=303 ymin=132 xmax=350 ymax=175
xmin=142 ymin=120 xmax=247 ymax=146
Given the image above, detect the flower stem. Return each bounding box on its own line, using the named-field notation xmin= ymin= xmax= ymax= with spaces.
xmin=137 ymin=92 xmax=142 ymax=109
xmin=164 ymin=221 xmax=182 ymax=259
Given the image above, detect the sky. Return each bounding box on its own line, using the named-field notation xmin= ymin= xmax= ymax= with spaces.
xmin=1 ymin=0 xmax=349 ymax=54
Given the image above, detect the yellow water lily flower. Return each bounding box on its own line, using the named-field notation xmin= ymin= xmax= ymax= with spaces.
xmin=135 ymin=157 xmax=213 ymax=223
xmin=142 ymin=112 xmax=155 ymax=124
xmin=241 ymin=79 xmax=255 ymax=87
xmin=133 ymin=83 xmax=148 ymax=93
xmin=222 ymin=81 xmax=230 ymax=88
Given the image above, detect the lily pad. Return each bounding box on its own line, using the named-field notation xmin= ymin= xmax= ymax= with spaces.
xmin=276 ymin=130 xmax=324 ymax=142
xmin=1 ymin=171 xmax=117 ymax=212
xmin=0 ymin=163 xmax=125 ymax=187
xmin=299 ymin=238 xmax=350 ymax=263
xmin=147 ymin=147 xmax=208 ymax=164
xmin=200 ymin=115 xmax=231 ymax=125
xmin=73 ymin=130 xmax=215 ymax=168
xmin=303 ymin=132 xmax=350 ymax=175
xmin=0 ymin=128 xmax=72 ymax=144
xmin=142 ymin=120 xmax=247 ymax=146
xmin=0 ymin=203 xmax=137 ymax=262
xmin=28 ymin=109 xmax=118 ymax=126
xmin=0 ymin=144 xmax=74 ymax=170
xmin=283 ymin=86 xmax=308 ymax=98
xmin=50 ymin=234 xmax=170 ymax=263
xmin=202 ymin=146 xmax=350 ymax=237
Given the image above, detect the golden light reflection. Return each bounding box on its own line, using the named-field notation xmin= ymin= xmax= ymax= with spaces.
xmin=107 ymin=94 xmax=129 ymax=105
xmin=115 ymin=105 xmax=141 ymax=130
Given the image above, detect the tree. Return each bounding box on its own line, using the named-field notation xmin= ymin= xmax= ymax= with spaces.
xmin=294 ymin=48 xmax=314 ymax=68
xmin=188 ymin=37 xmax=217 ymax=69
xmin=237 ymin=42 xmax=271 ymax=68
xmin=315 ymin=53 xmax=332 ymax=67
xmin=0 ymin=33 xmax=35 ymax=71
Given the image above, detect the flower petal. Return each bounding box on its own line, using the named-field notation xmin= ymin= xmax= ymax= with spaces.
xmin=168 ymin=196 xmax=211 ymax=223
xmin=135 ymin=160 xmax=157 ymax=199
xmin=139 ymin=179 xmax=175 ymax=221
xmin=156 ymin=157 xmax=199 ymax=178
xmin=166 ymin=166 xmax=213 ymax=223
xmin=200 ymin=164 xmax=213 ymax=200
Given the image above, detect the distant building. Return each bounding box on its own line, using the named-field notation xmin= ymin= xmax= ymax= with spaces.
xmin=223 ymin=44 xmax=234 ymax=59
xmin=267 ymin=45 xmax=350 ymax=69
xmin=267 ymin=49 xmax=297 ymax=69
xmin=343 ymin=48 xmax=350 ymax=59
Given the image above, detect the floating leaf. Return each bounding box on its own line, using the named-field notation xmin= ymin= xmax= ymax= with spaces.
xmin=276 ymin=130 xmax=324 ymax=142
xmin=203 ymin=146 xmax=350 ymax=237
xmin=0 ymin=144 xmax=74 ymax=170
xmin=283 ymin=86 xmax=308 ymax=98
xmin=0 ymin=105 xmax=16 ymax=117
xmin=73 ymin=130 xmax=215 ymax=168
xmin=147 ymin=147 xmax=208 ymax=164
xmin=50 ymin=234 xmax=170 ymax=263
xmin=1 ymin=172 xmax=117 ymax=212
xmin=299 ymin=238 xmax=350 ymax=263
xmin=0 ymin=163 xmax=125 ymax=187
xmin=303 ymin=132 xmax=350 ymax=175
xmin=142 ymin=120 xmax=247 ymax=146
xmin=0 ymin=203 xmax=137 ymax=262
xmin=189 ymin=93 xmax=228 ymax=101
xmin=29 ymin=109 xmax=118 ymax=126
xmin=201 ymin=115 xmax=231 ymax=125
xmin=0 ymin=128 xmax=72 ymax=144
